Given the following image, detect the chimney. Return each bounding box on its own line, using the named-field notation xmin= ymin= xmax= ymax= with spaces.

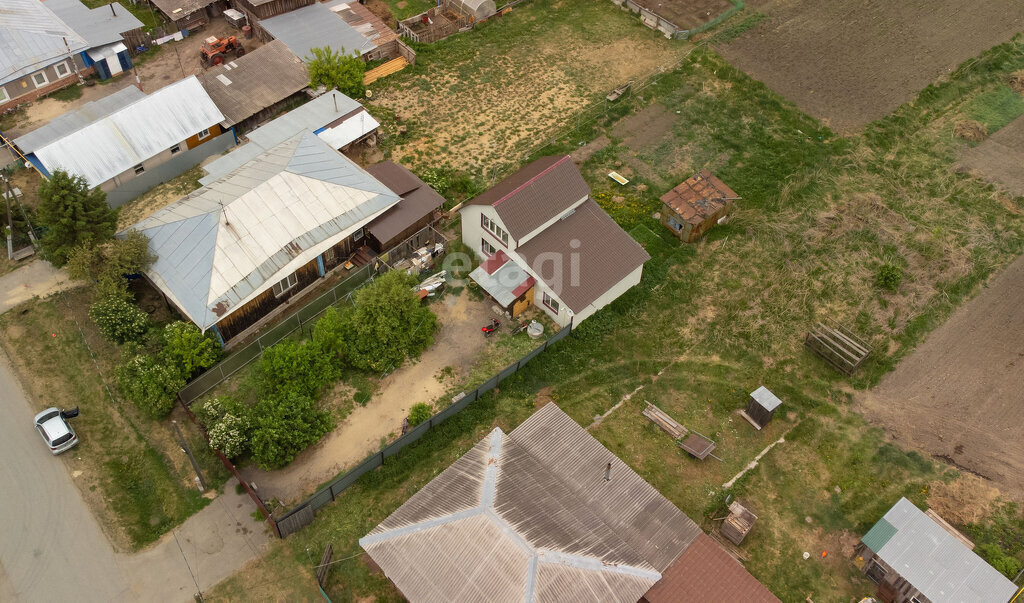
xmin=604 ymin=462 xmax=611 ymax=482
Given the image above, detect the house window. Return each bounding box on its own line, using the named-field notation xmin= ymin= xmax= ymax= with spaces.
xmin=0 ymin=88 xmax=9 ymax=103
xmin=133 ymin=163 xmax=145 ymax=175
xmin=324 ymin=247 xmax=337 ymax=264
xmin=542 ymin=291 xmax=560 ymax=314
xmin=481 ymin=214 xmax=509 ymax=246
xmin=272 ymin=272 xmax=298 ymax=297
xmin=865 ymin=561 xmax=887 ymax=584
xmin=197 ymin=128 xmax=211 ymax=140
xmin=353 ymin=227 xmax=364 ymax=241
xmin=481 ymin=238 xmax=496 ymax=256
xmin=170 ymin=144 xmax=181 ymax=155
xmin=32 ymin=72 xmax=49 ymax=88
xmin=667 ymin=216 xmax=683 ymax=232
xmin=54 ymin=62 xmax=71 ymax=78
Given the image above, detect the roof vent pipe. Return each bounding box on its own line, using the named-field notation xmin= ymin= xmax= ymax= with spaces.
xmin=604 ymin=462 xmax=611 ymax=482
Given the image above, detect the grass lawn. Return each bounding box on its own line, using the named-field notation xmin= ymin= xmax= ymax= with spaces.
xmin=0 ymin=287 xmax=230 ymax=550
xmin=237 ymin=21 xmax=1024 ymax=601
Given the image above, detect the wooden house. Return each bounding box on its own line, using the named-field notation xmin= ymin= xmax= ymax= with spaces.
xmin=660 ymin=170 xmax=738 ymax=243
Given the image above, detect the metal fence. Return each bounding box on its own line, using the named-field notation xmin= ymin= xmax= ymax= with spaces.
xmin=274 ymin=322 xmax=573 ymax=537
xmin=178 ymin=225 xmax=446 ymax=406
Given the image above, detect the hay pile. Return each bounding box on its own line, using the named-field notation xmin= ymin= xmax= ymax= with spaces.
xmin=1009 ymin=70 xmax=1024 ymax=94
xmin=953 ymin=120 xmax=987 ymax=142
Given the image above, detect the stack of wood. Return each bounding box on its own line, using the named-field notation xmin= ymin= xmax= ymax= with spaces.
xmin=721 ymin=501 xmax=757 ymax=545
xmin=642 ymin=402 xmax=718 ymax=461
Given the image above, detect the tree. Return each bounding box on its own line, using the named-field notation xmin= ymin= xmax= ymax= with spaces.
xmin=161 ymin=321 xmax=221 ymax=380
xmin=67 ymin=230 xmax=155 ymax=300
xmin=248 ymin=389 xmax=333 ymax=469
xmin=37 ymin=170 xmax=118 ymax=267
xmin=307 ymin=46 xmax=366 ymax=98
xmin=342 ymin=270 xmax=437 ymax=372
xmin=255 ymin=338 xmax=338 ymax=399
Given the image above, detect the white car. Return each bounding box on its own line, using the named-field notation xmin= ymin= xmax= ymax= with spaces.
xmin=34 ymin=407 xmax=79 ymax=455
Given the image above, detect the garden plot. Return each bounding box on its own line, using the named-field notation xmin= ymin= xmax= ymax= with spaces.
xmin=717 ymin=0 xmax=1024 ymax=132
xmin=370 ymin=0 xmax=691 ymax=180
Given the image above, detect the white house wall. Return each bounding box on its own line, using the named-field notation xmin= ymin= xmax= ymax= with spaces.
xmin=571 ymin=264 xmax=643 ymax=325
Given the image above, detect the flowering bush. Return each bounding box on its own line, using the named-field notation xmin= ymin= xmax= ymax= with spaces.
xmin=89 ymin=296 xmax=149 ymax=344
xmin=208 ymin=413 xmax=249 ymax=459
xmin=115 ymin=352 xmax=185 ymax=418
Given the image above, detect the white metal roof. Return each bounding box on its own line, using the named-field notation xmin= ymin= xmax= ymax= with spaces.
xmin=200 ymin=91 xmax=377 ymax=184
xmin=260 ymin=0 xmax=375 ymax=61
xmin=874 ymin=498 xmax=1018 ymax=602
xmin=128 ymin=131 xmax=399 ymax=331
xmin=33 ymin=76 xmax=224 ymax=188
xmin=14 ymin=86 xmax=146 ymax=153
xmin=0 ymin=0 xmax=88 ymax=85
xmin=47 ymin=0 xmax=142 ymax=48
xmin=750 ymin=386 xmax=782 ymax=412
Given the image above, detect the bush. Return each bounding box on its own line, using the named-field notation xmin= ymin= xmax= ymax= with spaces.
xmin=89 ymin=296 xmax=149 ymax=344
xmin=208 ymin=413 xmax=249 ymax=459
xmin=408 ymin=402 xmax=432 ymax=427
xmin=115 ymin=353 xmax=185 ymax=418
xmin=161 ymin=321 xmax=221 ymax=380
xmin=306 ymin=45 xmax=365 ymax=98
xmin=312 ymin=306 xmax=347 ymax=365
xmin=343 ymin=270 xmax=437 ymax=373
xmin=248 ymin=390 xmax=333 ymax=470
xmin=67 ymin=231 xmax=155 ymax=300
xmin=876 ymin=263 xmax=903 ymax=292
xmin=975 ymin=543 xmax=1022 ymax=578
xmin=255 ymin=338 xmax=338 ymax=399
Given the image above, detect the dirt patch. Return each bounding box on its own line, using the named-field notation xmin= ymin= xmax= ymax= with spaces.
xmin=240 ymin=290 xmax=495 ymax=503
xmin=628 ymin=0 xmax=735 ymax=29
xmin=570 ymin=134 xmax=611 ymax=164
xmin=959 ymin=113 xmax=1024 ymax=198
xmin=717 ymin=0 xmax=1024 ymax=133
xmin=117 ymin=166 xmax=203 ymax=229
xmin=533 ymin=385 xmax=555 ymax=408
xmin=612 ymin=104 xmax=679 ymax=152
xmin=953 ymin=120 xmax=987 ymax=141
xmin=855 ymin=253 xmax=1024 ymax=502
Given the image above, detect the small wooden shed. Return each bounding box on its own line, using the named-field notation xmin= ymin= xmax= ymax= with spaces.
xmin=720 ymin=501 xmax=757 ymax=545
xmin=660 ymin=170 xmax=739 ymax=243
xmin=743 ymin=386 xmax=782 ymax=430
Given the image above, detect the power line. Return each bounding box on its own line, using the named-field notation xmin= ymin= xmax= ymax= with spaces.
xmin=172 ymin=528 xmax=204 ymax=602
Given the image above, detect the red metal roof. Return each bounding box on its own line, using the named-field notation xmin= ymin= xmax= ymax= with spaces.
xmin=479 ymin=249 xmax=510 ymax=275
xmin=660 ymin=170 xmax=738 ymax=226
xmin=643 ymin=534 xmax=780 ymax=603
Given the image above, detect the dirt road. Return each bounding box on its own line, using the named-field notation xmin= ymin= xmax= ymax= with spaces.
xmin=0 ymin=351 xmax=270 ymax=601
xmin=241 ymin=291 xmax=493 ymax=502
xmin=0 ymin=259 xmax=79 ymax=314
xmin=856 ymin=254 xmax=1024 ymax=501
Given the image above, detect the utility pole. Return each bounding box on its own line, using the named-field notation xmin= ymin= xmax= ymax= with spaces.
xmin=62 ymin=37 xmax=86 ymax=86
xmin=2 ymin=172 xmax=13 ymax=260
xmin=172 ymin=420 xmax=207 ymax=491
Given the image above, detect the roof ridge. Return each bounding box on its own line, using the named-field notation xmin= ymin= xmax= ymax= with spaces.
xmin=492 ymin=155 xmax=571 ymax=208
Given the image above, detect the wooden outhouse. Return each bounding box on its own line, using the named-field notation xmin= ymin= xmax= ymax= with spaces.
xmin=660 ymin=170 xmax=739 ymax=243
xmin=744 ymin=386 xmax=782 ymax=430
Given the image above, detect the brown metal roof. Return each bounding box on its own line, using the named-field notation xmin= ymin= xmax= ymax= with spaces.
xmin=515 ymin=199 xmax=651 ymax=315
xmin=464 ymin=156 xmax=590 ymax=240
xmin=360 ymin=404 xmax=701 ymax=602
xmin=644 ymin=534 xmax=780 ymax=603
xmin=197 ymin=41 xmax=308 ymax=127
xmin=660 ymin=169 xmax=738 ymax=226
xmin=364 ymin=161 xmax=445 ymax=244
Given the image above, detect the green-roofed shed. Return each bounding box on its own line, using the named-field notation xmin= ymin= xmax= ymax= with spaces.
xmin=861 ymin=517 xmax=897 ymax=553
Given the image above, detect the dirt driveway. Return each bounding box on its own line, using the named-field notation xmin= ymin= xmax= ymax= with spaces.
xmin=242 ymin=291 xmax=495 ymax=503
xmin=717 ymin=0 xmax=1024 ymax=133
xmin=856 ymin=254 xmax=1024 ymax=501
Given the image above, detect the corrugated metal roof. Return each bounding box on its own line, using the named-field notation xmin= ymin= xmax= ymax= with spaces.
xmin=200 ymin=91 xmax=372 ymax=184
xmin=750 ymin=386 xmax=783 ymax=412
xmin=261 ymin=1 xmax=375 ymax=61
xmin=361 ymin=404 xmax=705 ymax=602
xmin=660 ymin=170 xmax=738 ymax=226
xmin=33 ymin=76 xmax=224 ymax=188
xmin=862 ymin=517 xmax=897 ymax=553
xmin=46 ymin=0 xmax=142 ymax=48
xmin=872 ymin=498 xmax=1018 ymax=602
xmin=127 ymin=131 xmax=399 ymax=330
xmin=515 ymin=199 xmax=650 ymax=315
xmin=197 ymin=41 xmax=308 ymax=127
xmin=148 ymin=0 xmax=214 ymax=19
xmin=469 ymin=259 xmax=533 ymax=307
xmin=464 ymin=155 xmax=590 ymax=241
xmin=0 ymin=0 xmax=88 ymax=85
xmin=643 ymin=533 xmax=780 ymax=603
xmin=14 ymin=85 xmax=146 ymax=153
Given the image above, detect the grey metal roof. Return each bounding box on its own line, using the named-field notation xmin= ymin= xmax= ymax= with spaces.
xmin=127 ymin=131 xmax=399 ymax=331
xmin=33 ymin=76 xmax=224 ymax=188
xmin=260 ymin=0 xmax=375 ymax=61
xmin=46 ymin=0 xmax=142 ymax=48
xmin=196 ymin=40 xmax=308 ymax=127
xmin=361 ymin=404 xmax=702 ymax=602
xmin=515 ymin=199 xmax=651 ymax=316
xmin=149 ymin=0 xmax=214 ymax=20
xmin=14 ymin=86 xmax=146 ymax=153
xmin=465 ymin=155 xmax=591 ymax=241
xmin=750 ymin=386 xmax=783 ymax=412
xmin=200 ymin=91 xmax=368 ymax=184
xmin=0 ymin=0 xmax=88 ymax=85
xmin=872 ymin=498 xmax=1018 ymax=602
xmin=469 ymin=259 xmax=531 ymax=307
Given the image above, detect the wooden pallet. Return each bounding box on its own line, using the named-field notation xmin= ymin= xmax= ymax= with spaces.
xmin=364 ymin=57 xmax=409 ymax=85
xmin=805 ymin=319 xmax=870 ymax=374
xmin=643 ymin=402 xmax=687 ymax=439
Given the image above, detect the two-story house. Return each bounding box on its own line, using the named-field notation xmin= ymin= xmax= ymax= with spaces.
xmin=460 ymin=155 xmax=650 ymax=328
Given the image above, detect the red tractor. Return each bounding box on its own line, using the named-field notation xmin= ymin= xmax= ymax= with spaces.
xmin=200 ymin=35 xmax=245 ymax=67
